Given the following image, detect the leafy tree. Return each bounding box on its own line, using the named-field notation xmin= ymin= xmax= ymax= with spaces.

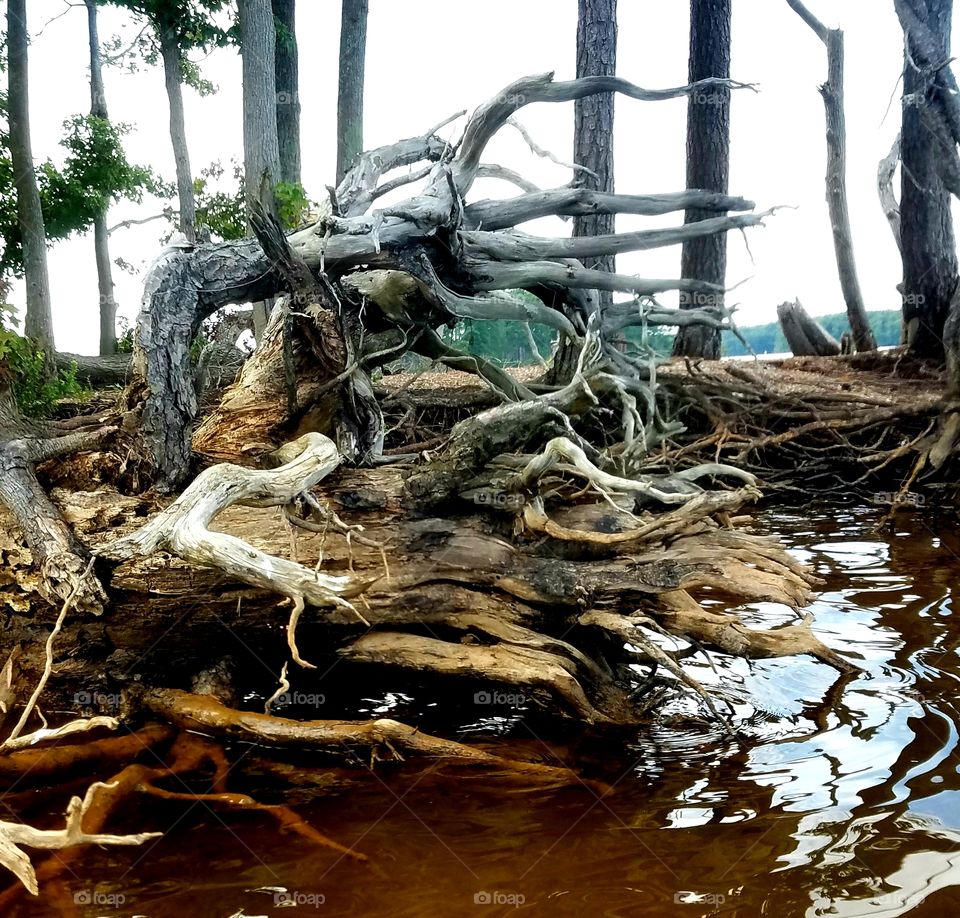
xmin=0 ymin=115 xmax=159 ymax=278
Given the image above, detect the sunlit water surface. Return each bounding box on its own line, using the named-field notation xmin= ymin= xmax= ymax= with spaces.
xmin=11 ymin=505 xmax=960 ymax=917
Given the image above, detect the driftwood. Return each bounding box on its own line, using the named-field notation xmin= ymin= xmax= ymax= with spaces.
xmin=776 ymin=299 xmax=842 ymax=356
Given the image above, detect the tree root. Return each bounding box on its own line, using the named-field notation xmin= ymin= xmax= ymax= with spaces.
xmin=142 ymin=688 xmax=587 ymax=784
xmin=99 ymin=433 xmax=366 ymax=619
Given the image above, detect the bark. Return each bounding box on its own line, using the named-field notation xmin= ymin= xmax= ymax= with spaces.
xmin=786 ymin=1 xmax=876 ymax=352
xmin=273 ymin=0 xmax=301 ymax=186
xmin=6 ymin=0 xmax=54 ymax=356
xmin=86 ymin=0 xmax=117 ymax=356
xmin=238 ymin=0 xmax=281 ymax=217
xmin=55 ymin=351 xmax=130 ymax=387
xmin=86 ymin=0 xmax=118 ymax=356
xmin=549 ymin=0 xmax=617 ymax=385
xmin=898 ymin=0 xmax=958 ymax=358
xmin=878 ymin=133 xmax=903 ymax=255
xmin=0 ymin=382 xmax=111 ymax=613
xmin=673 ymin=0 xmax=732 ymax=359
xmin=159 ymin=27 xmax=197 ymax=244
xmin=573 ymin=0 xmax=617 ymax=286
xmin=336 ymin=0 xmax=368 ymax=185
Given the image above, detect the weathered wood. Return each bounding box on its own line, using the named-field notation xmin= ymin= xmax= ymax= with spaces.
xmin=127 ymin=72 xmax=761 ymax=487
xmin=777 ymin=299 xmax=842 ymax=356
xmin=786 ymin=0 xmax=876 ymax=351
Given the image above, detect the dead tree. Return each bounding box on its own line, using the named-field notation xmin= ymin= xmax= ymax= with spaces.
xmin=893 ymin=0 xmax=960 ymax=464
xmin=128 ymin=72 xmax=765 ymax=491
xmin=0 ymin=73 xmax=865 ymax=807
xmin=785 ymin=0 xmax=876 ymax=352
xmin=895 ymin=0 xmax=959 ymax=359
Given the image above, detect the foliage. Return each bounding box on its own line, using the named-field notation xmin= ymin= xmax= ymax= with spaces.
xmin=169 ymin=160 xmax=311 ymax=242
xmin=193 ymin=160 xmax=246 ymax=241
xmin=116 ymin=315 xmax=135 ymax=354
xmin=275 ymin=180 xmax=311 ymax=229
xmin=101 ymin=0 xmax=233 ymax=73
xmin=0 ymin=114 xmax=159 ymax=278
xmin=0 ymin=305 xmax=88 ymax=417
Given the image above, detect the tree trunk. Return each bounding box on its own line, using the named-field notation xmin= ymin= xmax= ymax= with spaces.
xmin=6 ymin=0 xmax=54 ymax=357
xmin=821 ymin=28 xmax=875 ymax=352
xmin=273 ymin=0 xmax=301 ymax=187
xmin=86 ymin=0 xmax=118 ymax=356
xmin=547 ymin=0 xmax=617 ymax=385
xmin=900 ymin=0 xmax=958 ymax=359
xmin=673 ymin=0 xmax=731 ymax=360
xmin=785 ymin=2 xmax=876 ymax=353
xmin=159 ymin=28 xmax=197 ymax=244
xmin=238 ymin=0 xmax=281 ymax=217
xmin=336 ymin=0 xmax=368 ymax=186
xmin=573 ymin=0 xmax=617 ymax=288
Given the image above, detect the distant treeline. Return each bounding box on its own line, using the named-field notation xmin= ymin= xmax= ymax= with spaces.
xmin=722 ymin=310 xmax=903 ymax=356
xmin=407 ymin=309 xmax=905 ymax=370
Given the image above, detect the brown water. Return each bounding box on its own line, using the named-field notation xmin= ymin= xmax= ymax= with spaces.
xmin=11 ymin=505 xmax=960 ymax=917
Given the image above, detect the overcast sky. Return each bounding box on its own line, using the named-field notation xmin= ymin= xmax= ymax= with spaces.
xmin=6 ymin=0 xmax=945 ymax=355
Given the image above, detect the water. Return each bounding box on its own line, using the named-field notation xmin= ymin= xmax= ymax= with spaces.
xmin=11 ymin=505 xmax=960 ymax=917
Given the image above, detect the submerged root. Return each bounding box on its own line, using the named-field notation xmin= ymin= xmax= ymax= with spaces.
xmin=143 ymin=688 xmax=587 ymax=784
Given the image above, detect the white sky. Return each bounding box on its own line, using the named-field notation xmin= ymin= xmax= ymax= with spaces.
xmin=7 ymin=0 xmax=941 ymax=354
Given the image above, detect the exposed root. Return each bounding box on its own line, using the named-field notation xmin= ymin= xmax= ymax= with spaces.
xmin=143 ymin=688 xmax=586 ymax=783
xmin=99 ymin=433 xmax=367 ymax=618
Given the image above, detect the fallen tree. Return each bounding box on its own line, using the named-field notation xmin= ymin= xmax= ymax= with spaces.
xmin=0 ymin=71 xmax=873 ymax=898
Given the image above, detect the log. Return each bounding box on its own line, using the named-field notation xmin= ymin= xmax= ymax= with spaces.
xmin=55 ymin=352 xmax=131 ymax=387
xmin=776 ymin=299 xmax=842 ymax=356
